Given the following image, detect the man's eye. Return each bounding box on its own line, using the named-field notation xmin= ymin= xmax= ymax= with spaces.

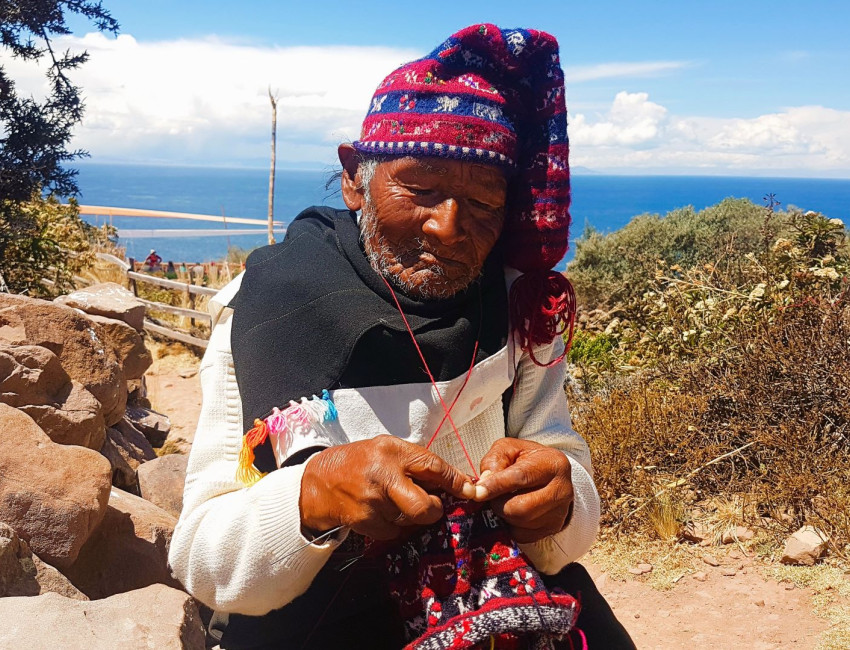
xmin=406 ymin=186 xmax=434 ymax=196
xmin=469 ymin=198 xmax=503 ymax=211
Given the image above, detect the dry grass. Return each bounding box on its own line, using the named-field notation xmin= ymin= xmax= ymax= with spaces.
xmin=571 ymin=294 xmax=850 ymax=555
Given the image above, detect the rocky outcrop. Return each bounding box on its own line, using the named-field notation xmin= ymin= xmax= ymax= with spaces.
xmin=0 ymin=584 xmax=205 ymax=649
xmin=0 ymin=343 xmax=105 ymax=449
xmin=0 ymin=404 xmax=111 ymax=569
xmin=0 ymin=522 xmax=87 ymax=599
xmin=99 ymin=423 xmax=156 ymax=492
xmin=137 ymin=454 xmax=188 ymax=518
xmin=125 ymin=404 xmax=171 ymax=447
xmin=0 ymin=293 xmax=126 ymax=426
xmin=54 ymin=282 xmax=146 ymax=332
xmin=63 ymin=488 xmax=179 ymax=599
xmin=86 ymin=313 xmax=152 ymax=380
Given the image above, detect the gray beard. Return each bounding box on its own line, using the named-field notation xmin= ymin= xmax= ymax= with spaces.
xmin=359 ymin=208 xmax=460 ymax=301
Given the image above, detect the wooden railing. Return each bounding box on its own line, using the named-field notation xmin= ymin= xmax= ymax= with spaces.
xmin=99 ymin=253 xmax=219 ymax=349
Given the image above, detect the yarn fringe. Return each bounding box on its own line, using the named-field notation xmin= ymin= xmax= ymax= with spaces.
xmin=236 ymin=389 xmax=338 ymax=486
xmin=509 ymin=270 xmax=577 ymax=367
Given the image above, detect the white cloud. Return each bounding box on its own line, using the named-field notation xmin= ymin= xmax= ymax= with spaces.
xmin=5 ymin=34 xmax=849 ymax=176
xmin=569 ymin=92 xmax=850 ymax=176
xmin=571 ymin=91 xmax=668 ymax=146
xmin=6 ymin=32 xmax=420 ymax=166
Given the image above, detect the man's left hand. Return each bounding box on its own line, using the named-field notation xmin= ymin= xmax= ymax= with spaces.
xmin=474 ymin=438 xmax=573 ymax=544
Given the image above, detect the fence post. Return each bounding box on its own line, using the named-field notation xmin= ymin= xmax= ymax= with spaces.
xmin=128 ymin=258 xmax=137 ymax=296
xmin=186 ymin=267 xmax=196 ymax=328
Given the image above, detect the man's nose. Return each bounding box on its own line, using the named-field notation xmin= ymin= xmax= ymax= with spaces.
xmin=422 ymin=198 xmax=464 ymax=245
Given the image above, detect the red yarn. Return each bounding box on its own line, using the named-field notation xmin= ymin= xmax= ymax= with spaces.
xmin=509 ymin=270 xmax=577 ymax=367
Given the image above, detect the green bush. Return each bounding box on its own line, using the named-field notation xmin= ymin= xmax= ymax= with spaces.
xmin=568 ymin=198 xmax=782 ymax=310
xmin=0 ymin=195 xmax=114 ymax=296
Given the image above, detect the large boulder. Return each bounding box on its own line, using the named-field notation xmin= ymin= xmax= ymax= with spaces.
xmin=0 ymin=404 xmax=111 ymax=569
xmin=63 ymin=488 xmax=179 ymax=599
xmin=0 ymin=584 xmax=205 ymax=649
xmin=125 ymin=404 xmax=171 ymax=447
xmin=54 ymin=281 xmax=146 ymax=332
xmin=0 ymin=293 xmax=126 ymax=425
xmin=86 ymin=313 xmax=152 ymax=380
xmin=99 ymin=420 xmax=157 ymax=491
xmin=137 ymin=454 xmax=188 ymax=518
xmin=0 ymin=522 xmax=87 ymax=599
xmin=0 ymin=344 xmax=105 ymax=450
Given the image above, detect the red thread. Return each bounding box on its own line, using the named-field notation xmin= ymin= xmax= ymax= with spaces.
xmin=380 ymin=274 xmax=479 ymax=479
xmin=508 ymin=270 xmax=577 ymax=367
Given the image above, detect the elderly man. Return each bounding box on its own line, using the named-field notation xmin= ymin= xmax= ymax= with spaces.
xmin=170 ymin=24 xmax=633 ymax=649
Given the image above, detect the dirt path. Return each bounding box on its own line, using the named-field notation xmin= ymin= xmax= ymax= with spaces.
xmin=147 ymin=354 xmax=841 ymax=649
xmin=582 ymin=552 xmax=828 ymax=648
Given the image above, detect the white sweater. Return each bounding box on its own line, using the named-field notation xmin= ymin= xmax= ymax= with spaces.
xmin=168 ymin=274 xmax=600 ymax=616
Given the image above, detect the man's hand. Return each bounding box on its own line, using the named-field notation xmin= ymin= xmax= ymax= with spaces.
xmin=300 ymin=435 xmax=476 ymax=540
xmin=474 ymin=438 xmax=573 ymax=544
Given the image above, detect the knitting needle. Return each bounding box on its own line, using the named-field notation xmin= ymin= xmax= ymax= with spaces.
xmin=275 ymin=525 xmax=345 ymax=563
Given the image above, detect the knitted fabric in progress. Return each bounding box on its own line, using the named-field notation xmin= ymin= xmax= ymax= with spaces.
xmin=380 ymin=496 xmax=579 ymax=649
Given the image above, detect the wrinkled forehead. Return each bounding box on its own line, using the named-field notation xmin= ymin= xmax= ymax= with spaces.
xmin=376 ymin=155 xmax=508 ymax=188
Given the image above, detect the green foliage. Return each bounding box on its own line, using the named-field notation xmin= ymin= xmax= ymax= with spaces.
xmin=569 ymin=198 xmax=781 ymax=310
xmin=0 ymin=1 xmax=118 ymax=294
xmin=568 ymin=199 xmax=850 ymax=553
xmin=0 ymin=1 xmax=118 ymax=200
xmin=0 ymin=194 xmax=115 ymax=296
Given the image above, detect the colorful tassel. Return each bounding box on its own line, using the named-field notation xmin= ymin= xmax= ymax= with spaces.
xmin=321 ymin=389 xmax=338 ymax=421
xmin=236 ymin=391 xmax=339 ymax=486
xmin=236 ymin=418 xmax=269 ymax=486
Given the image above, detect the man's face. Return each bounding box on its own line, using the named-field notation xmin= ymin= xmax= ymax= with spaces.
xmin=357 ymin=156 xmax=507 ymax=300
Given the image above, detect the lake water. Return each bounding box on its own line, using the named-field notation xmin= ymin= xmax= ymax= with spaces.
xmin=75 ymin=163 xmax=850 ymax=269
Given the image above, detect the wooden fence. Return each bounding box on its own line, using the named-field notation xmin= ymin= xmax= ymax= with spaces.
xmin=97 ymin=253 xmax=217 ymax=349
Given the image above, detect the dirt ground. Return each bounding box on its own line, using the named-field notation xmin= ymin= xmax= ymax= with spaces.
xmin=147 ymin=350 xmax=847 ymax=649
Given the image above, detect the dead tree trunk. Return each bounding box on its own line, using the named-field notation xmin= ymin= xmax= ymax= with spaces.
xmin=267 ymin=88 xmax=278 ymax=246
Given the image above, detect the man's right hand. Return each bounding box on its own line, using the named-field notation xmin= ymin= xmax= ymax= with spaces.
xmin=299 ymin=435 xmax=475 ymax=540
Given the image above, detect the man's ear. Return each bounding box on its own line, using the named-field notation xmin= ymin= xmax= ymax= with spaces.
xmin=338 ymin=144 xmax=364 ymax=212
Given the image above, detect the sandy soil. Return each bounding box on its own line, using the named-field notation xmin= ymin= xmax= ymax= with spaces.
xmin=148 ymin=352 xmax=843 ymax=649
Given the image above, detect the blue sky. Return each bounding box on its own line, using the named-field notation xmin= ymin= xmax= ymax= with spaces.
xmin=46 ymin=0 xmax=850 ymax=176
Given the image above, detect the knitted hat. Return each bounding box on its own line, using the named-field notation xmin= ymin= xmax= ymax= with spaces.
xmin=376 ymin=496 xmax=580 ymax=649
xmin=353 ymin=24 xmax=576 ymax=362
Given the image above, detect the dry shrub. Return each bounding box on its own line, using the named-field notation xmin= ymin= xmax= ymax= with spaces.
xmin=572 ymin=293 xmax=850 ymax=554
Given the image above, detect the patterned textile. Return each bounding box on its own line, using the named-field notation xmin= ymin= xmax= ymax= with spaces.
xmin=353 ymin=24 xmax=576 ymax=359
xmin=378 ymin=496 xmax=580 ymax=649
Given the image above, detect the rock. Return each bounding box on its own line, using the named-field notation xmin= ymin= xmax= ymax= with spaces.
xmin=137 ymin=454 xmax=188 ymax=518
xmin=86 ymin=314 xmax=152 ymax=380
xmin=0 ymin=293 xmax=126 ymax=426
xmin=63 ymin=488 xmax=179 ymax=599
xmin=754 ymin=599 xmax=765 ymax=607
xmin=0 ymin=584 xmax=205 ymax=649
xmin=111 ymin=418 xmax=157 ymax=466
xmin=0 ymin=344 xmax=105 ymax=449
xmin=780 ymin=525 xmax=829 ymax=566
xmin=628 ymin=563 xmax=653 ymax=575
xmin=99 ymin=423 xmax=156 ymax=491
xmin=0 ymin=404 xmax=111 ymax=569
xmin=124 ymin=405 xmax=171 ymax=447
xmin=681 ymin=521 xmax=711 ymax=544
xmin=701 ymin=554 xmax=721 ymax=567
xmin=692 ymin=571 xmax=708 ymax=582
xmin=54 ymin=282 xmax=146 ymax=332
xmin=720 ymin=567 xmax=738 ymax=577
xmin=127 ymin=376 xmax=152 ymax=408
xmin=0 ymin=522 xmax=29 ymax=595
xmin=721 ymin=526 xmax=755 ymax=544
xmin=178 ymin=367 xmax=198 ymax=379
xmin=0 ymin=523 xmax=87 ymax=599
